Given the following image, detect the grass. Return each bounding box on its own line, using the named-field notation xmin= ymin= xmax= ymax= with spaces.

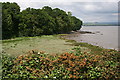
xmin=2 ymin=35 xmax=75 ymax=57
xmin=2 ymin=34 xmax=119 ymax=57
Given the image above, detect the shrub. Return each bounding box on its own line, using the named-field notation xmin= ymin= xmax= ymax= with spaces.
xmin=2 ymin=48 xmax=120 ymax=79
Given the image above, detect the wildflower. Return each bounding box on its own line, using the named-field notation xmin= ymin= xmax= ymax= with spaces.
xmin=73 ymin=69 xmax=76 ymax=72
xmin=62 ymin=56 xmax=67 ymax=59
xmin=53 ymin=77 xmax=56 ymax=79
xmin=95 ymin=55 xmax=100 ymax=58
xmin=36 ymin=60 xmax=39 ymax=62
xmin=64 ymin=53 xmax=69 ymax=55
xmin=33 ymin=70 xmax=37 ymax=73
xmin=20 ymin=61 xmax=23 ymax=64
xmin=73 ymin=75 xmax=77 ymax=78
xmin=67 ymin=68 xmax=71 ymax=71
xmin=25 ymin=57 xmax=29 ymax=60
xmin=45 ymin=58 xmax=50 ymax=61
xmin=38 ymin=52 xmax=40 ymax=54
xmin=75 ymin=68 xmax=79 ymax=70
xmin=44 ymin=75 xmax=48 ymax=78
xmin=71 ymin=64 xmax=75 ymax=67
xmin=18 ymin=55 xmax=23 ymax=59
xmin=93 ymin=59 xmax=97 ymax=62
xmin=83 ymin=58 xmax=87 ymax=62
xmin=69 ymin=74 xmax=73 ymax=78
xmin=26 ymin=66 xmax=30 ymax=70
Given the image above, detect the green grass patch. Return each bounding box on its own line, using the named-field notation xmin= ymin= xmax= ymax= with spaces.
xmin=2 ymin=37 xmax=31 ymax=43
xmin=2 ymin=35 xmax=75 ymax=57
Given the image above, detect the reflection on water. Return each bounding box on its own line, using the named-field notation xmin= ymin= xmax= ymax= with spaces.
xmin=69 ymin=26 xmax=119 ymax=50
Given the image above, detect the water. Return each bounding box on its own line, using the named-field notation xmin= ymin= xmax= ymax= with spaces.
xmin=69 ymin=26 xmax=119 ymax=50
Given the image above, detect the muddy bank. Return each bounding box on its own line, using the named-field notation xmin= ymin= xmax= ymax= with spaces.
xmin=60 ymin=26 xmax=119 ymax=51
xmin=60 ymin=30 xmax=97 ymax=39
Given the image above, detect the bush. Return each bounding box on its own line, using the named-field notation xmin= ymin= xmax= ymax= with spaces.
xmin=2 ymin=48 xmax=120 ymax=79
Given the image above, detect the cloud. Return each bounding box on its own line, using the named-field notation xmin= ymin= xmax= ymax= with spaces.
xmin=71 ymin=2 xmax=118 ymax=22
xmin=0 ymin=0 xmax=119 ymax=2
xmin=1 ymin=0 xmax=118 ymax=22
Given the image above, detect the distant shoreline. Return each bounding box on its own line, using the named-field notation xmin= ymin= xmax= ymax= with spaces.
xmin=83 ymin=22 xmax=118 ymax=26
xmin=61 ymin=26 xmax=119 ymax=51
xmin=83 ymin=25 xmax=118 ymax=26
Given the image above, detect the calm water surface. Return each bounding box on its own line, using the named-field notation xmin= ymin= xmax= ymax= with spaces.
xmin=69 ymin=26 xmax=119 ymax=50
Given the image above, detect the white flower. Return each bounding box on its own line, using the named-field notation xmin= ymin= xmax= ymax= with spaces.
xmin=45 ymin=75 xmax=48 ymax=78
xmin=36 ymin=60 xmax=39 ymax=62
xmin=53 ymin=77 xmax=56 ymax=79
xmin=38 ymin=52 xmax=40 ymax=54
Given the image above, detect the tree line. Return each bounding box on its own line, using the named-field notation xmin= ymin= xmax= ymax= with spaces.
xmin=2 ymin=2 xmax=83 ymax=39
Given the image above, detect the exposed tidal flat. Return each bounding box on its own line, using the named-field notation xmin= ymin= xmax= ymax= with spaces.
xmin=65 ymin=26 xmax=119 ymax=51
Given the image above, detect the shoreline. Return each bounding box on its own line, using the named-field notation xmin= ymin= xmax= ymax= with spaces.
xmin=59 ymin=30 xmax=95 ymax=39
xmin=59 ymin=31 xmax=119 ymax=51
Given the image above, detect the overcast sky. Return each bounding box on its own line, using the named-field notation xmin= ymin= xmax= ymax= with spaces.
xmin=1 ymin=0 xmax=119 ymax=22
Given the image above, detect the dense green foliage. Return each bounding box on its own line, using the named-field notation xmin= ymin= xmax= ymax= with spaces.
xmin=2 ymin=47 xmax=119 ymax=79
xmin=2 ymin=2 xmax=82 ymax=39
xmin=0 ymin=2 xmax=1 ymax=76
xmin=2 ymin=2 xmax=20 ymax=39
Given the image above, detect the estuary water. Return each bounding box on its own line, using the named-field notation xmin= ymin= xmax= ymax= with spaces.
xmin=68 ymin=26 xmax=119 ymax=50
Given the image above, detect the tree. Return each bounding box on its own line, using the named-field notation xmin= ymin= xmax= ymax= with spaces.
xmin=18 ymin=8 xmax=56 ymax=36
xmin=0 ymin=3 xmax=2 ymax=40
xmin=18 ymin=8 xmax=43 ymax=36
xmin=38 ymin=10 xmax=56 ymax=35
xmin=2 ymin=2 xmax=20 ymax=39
xmin=71 ymin=16 xmax=83 ymax=31
xmin=42 ymin=6 xmax=53 ymax=16
xmin=2 ymin=3 xmax=83 ymax=39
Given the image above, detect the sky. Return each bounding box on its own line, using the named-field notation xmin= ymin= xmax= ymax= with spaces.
xmin=0 ymin=0 xmax=119 ymax=22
